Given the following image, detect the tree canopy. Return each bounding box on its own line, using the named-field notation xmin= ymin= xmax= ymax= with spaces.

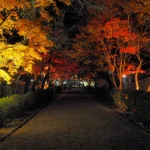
xmin=0 ymin=0 xmax=150 ymax=90
xmin=0 ymin=0 xmax=71 ymax=83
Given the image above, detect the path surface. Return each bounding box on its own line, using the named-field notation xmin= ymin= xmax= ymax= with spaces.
xmin=0 ymin=89 xmax=150 ymax=150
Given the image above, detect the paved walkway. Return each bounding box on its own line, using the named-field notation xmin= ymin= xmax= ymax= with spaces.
xmin=0 ymin=90 xmax=150 ymax=150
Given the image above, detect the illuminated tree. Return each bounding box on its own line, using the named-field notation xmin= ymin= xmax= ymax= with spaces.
xmin=118 ymin=1 xmax=150 ymax=90
xmin=73 ymin=16 xmax=137 ymax=89
xmin=72 ymin=0 xmax=150 ymax=90
xmin=129 ymin=0 xmax=150 ymax=23
xmin=72 ymin=31 xmax=104 ymax=87
xmin=0 ymin=0 xmax=71 ymax=86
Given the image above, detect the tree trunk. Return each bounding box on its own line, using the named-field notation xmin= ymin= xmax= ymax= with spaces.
xmin=32 ymin=75 xmax=41 ymax=91
xmin=15 ymin=74 xmax=21 ymax=94
xmin=135 ymin=60 xmax=142 ymax=90
xmin=41 ymin=72 xmax=49 ymax=90
xmin=24 ymin=75 xmax=31 ymax=94
xmin=111 ymin=73 xmax=119 ymax=89
xmin=119 ymin=76 xmax=123 ymax=90
xmin=30 ymin=0 xmax=37 ymax=20
xmin=94 ymin=72 xmax=99 ymax=88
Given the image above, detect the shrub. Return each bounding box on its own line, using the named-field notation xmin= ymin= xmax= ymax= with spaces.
xmin=126 ymin=90 xmax=145 ymax=111
xmin=0 ymin=88 xmax=55 ymax=127
xmin=0 ymin=107 xmax=5 ymax=127
xmin=135 ymin=92 xmax=150 ymax=124
xmin=0 ymin=85 xmax=13 ymax=98
xmin=0 ymin=94 xmax=25 ymax=120
xmin=112 ymin=90 xmax=127 ymax=110
xmin=24 ymin=91 xmax=38 ymax=111
xmin=111 ymin=90 xmax=146 ymax=111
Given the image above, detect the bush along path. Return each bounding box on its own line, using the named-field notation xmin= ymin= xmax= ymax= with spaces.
xmin=0 ymin=86 xmax=62 ymax=142
xmin=84 ymin=87 xmax=150 ymax=133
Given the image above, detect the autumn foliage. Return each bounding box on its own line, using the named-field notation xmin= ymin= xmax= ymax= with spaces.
xmin=72 ymin=0 xmax=150 ymax=90
xmin=0 ymin=0 xmax=150 ymax=91
xmin=0 ymin=0 xmax=71 ymax=84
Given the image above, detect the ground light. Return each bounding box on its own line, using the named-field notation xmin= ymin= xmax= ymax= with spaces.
xmin=123 ymin=75 xmax=127 ymax=78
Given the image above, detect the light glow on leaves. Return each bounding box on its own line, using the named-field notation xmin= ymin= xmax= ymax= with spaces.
xmin=0 ymin=0 xmax=64 ymax=83
xmin=122 ymin=64 xmax=145 ymax=75
xmin=120 ymin=46 xmax=137 ymax=54
xmin=0 ymin=69 xmax=11 ymax=84
xmin=0 ymin=42 xmax=44 ymax=83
